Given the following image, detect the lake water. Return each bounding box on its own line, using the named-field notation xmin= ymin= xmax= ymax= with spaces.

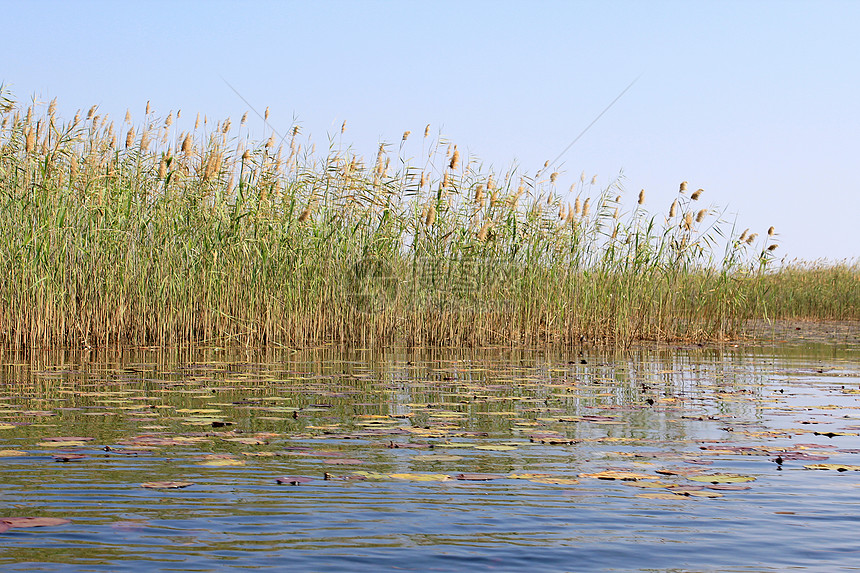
xmin=1 ymin=335 xmax=859 ymax=571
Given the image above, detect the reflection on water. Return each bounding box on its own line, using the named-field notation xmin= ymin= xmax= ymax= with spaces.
xmin=0 ymin=341 xmax=858 ymax=571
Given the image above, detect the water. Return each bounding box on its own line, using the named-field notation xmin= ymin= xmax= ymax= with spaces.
xmin=0 ymin=339 xmax=859 ymax=571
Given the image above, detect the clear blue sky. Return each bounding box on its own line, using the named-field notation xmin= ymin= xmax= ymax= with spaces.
xmin=4 ymin=0 xmax=858 ymax=262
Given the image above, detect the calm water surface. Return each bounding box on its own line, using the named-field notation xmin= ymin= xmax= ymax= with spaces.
xmin=0 ymin=339 xmax=858 ymax=572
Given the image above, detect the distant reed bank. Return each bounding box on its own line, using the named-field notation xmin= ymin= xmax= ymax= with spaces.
xmin=0 ymin=89 xmax=857 ymax=349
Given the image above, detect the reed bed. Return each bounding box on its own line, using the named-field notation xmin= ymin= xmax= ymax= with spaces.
xmin=0 ymin=88 xmax=856 ymax=349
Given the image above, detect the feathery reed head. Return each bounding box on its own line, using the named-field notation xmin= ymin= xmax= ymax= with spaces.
xmin=449 ymin=145 xmax=460 ymax=170
xmin=425 ymin=203 xmax=436 ymax=226
xmin=638 ymin=189 xmax=645 ymax=204
xmin=691 ymin=188 xmax=703 ymax=200
xmin=680 ymin=181 xmax=688 ymax=192
xmin=683 ymin=211 xmax=693 ymax=230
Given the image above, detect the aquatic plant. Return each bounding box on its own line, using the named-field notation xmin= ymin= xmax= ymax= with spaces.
xmin=0 ymin=87 xmax=855 ymax=349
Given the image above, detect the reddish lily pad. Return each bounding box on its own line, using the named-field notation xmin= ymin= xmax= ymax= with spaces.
xmin=53 ymin=454 xmax=87 ymax=462
xmin=1 ymin=517 xmax=71 ymax=528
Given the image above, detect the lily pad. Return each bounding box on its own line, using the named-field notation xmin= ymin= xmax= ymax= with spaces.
xmin=454 ymin=473 xmax=503 ymax=481
xmin=474 ymin=445 xmax=517 ymax=451
xmin=804 ymin=463 xmax=860 ymax=471
xmin=529 ymin=477 xmax=581 ymax=485
xmin=579 ymin=471 xmax=657 ymax=481
xmin=688 ymin=474 xmax=756 ymax=483
xmin=0 ymin=450 xmax=27 ymax=457
xmin=636 ymin=492 xmax=685 ymax=500
xmin=411 ymin=454 xmax=463 ymax=462
xmin=1 ymin=517 xmax=71 ymax=528
xmin=141 ymin=481 xmax=194 ymax=489
xmin=389 ymin=473 xmax=450 ymax=482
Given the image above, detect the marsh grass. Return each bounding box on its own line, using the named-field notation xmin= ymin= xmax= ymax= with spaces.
xmin=0 ymin=89 xmax=856 ymax=349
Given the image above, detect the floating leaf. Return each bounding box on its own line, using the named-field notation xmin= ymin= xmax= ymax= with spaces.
xmin=351 ymin=470 xmax=389 ymax=480
xmin=389 ymin=473 xmax=450 ymax=482
xmin=579 ymin=471 xmax=657 ymax=481
xmin=141 ymin=481 xmax=194 ymax=489
xmin=1 ymin=517 xmax=71 ymax=528
xmin=0 ymin=450 xmax=27 ymax=457
xmin=323 ymin=458 xmax=363 ymax=465
xmin=530 ymin=477 xmax=580 ymax=485
xmin=636 ymin=492 xmax=685 ymax=500
xmin=669 ymin=489 xmax=724 ymax=498
xmin=455 ymin=473 xmax=503 ymax=481
xmin=688 ymin=474 xmax=756 ymax=483
xmin=36 ymin=441 xmax=88 ymax=448
xmin=52 ymin=454 xmax=86 ymax=462
xmin=474 ymin=445 xmax=517 ymax=451
xmin=411 ymin=454 xmax=463 ymax=462
xmin=804 ymin=463 xmax=860 ymax=471
xmin=508 ymin=472 xmax=552 ymax=479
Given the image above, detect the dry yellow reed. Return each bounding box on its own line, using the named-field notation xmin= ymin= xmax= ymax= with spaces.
xmin=449 ymin=146 xmax=460 ymax=170
xmin=638 ymin=189 xmax=645 ymax=204
xmin=477 ymin=221 xmax=492 ymax=241
xmin=474 ymin=184 xmax=485 ymax=205
xmin=680 ymin=181 xmax=688 ymax=192
xmin=669 ymin=199 xmax=677 ymax=218
xmin=691 ymin=188 xmax=703 ymax=200
xmin=425 ymin=203 xmax=436 ymax=226
xmin=768 ymin=226 xmax=775 ymax=236
xmin=684 ymin=212 xmax=693 ymax=230
xmin=696 ymin=209 xmax=707 ymax=223
xmin=550 ymin=172 xmax=559 ymax=183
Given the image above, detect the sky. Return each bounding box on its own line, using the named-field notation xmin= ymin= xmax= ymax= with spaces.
xmin=3 ymin=0 xmax=858 ymax=262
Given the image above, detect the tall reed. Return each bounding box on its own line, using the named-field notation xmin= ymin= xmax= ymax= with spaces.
xmin=0 ymin=88 xmax=855 ymax=349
